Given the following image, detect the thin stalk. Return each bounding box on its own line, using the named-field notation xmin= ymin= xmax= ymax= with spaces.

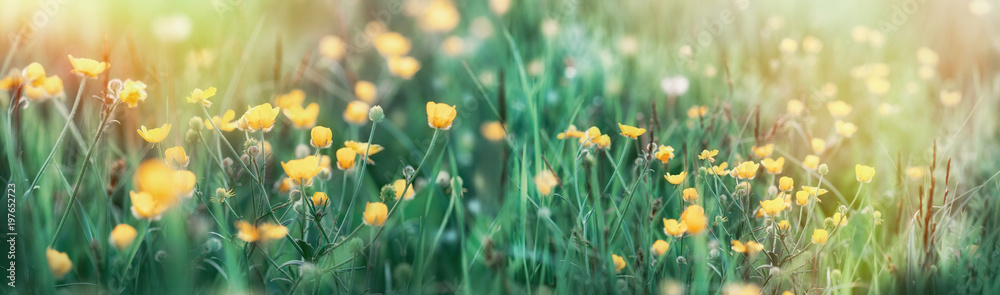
xmin=25 ymin=79 xmax=87 ymax=198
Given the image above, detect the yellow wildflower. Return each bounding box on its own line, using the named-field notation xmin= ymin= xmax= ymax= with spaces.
xmin=275 ymin=89 xmax=305 ymax=109
xmin=109 ymin=224 xmax=138 ymax=250
xmin=185 ymin=87 xmax=216 ymax=107
xmin=812 ymin=229 xmax=829 ymax=244
xmin=651 ymin=240 xmax=670 ymax=256
xmin=363 ymin=202 xmax=389 ymax=226
xmin=206 ymin=109 xmax=238 ymax=131
xmin=393 ymin=179 xmax=416 ymax=201
xmin=664 ymin=171 xmax=686 ymax=185
xmin=856 ymin=164 xmax=875 ymax=183
xmin=47 ymin=248 xmax=73 ymax=279
xmin=534 ymin=170 xmax=559 ymax=196
xmin=835 ymin=121 xmax=857 ymax=138
xmin=344 ymin=100 xmax=371 ymax=125
xmin=67 ymin=54 xmax=109 ymax=77
xmin=118 ymin=80 xmax=148 ymax=108
xmin=388 ymin=56 xmax=421 ymax=80
xmin=481 ymin=121 xmax=507 ymax=142
xmin=734 ymin=161 xmax=760 ymax=180
xmin=336 ymin=147 xmax=357 ymax=170
xmin=663 ymin=218 xmax=687 ymax=237
xmin=312 ymin=192 xmax=329 ymax=207
xmin=164 ymin=146 xmax=189 ymax=168
xmin=655 ymin=146 xmax=675 ymax=164
xmin=611 ymin=254 xmax=626 ymax=272
xmin=779 ymin=176 xmax=794 ymax=191
xmin=827 ymin=100 xmax=852 ymax=118
xmin=426 ymin=101 xmax=458 ymax=130
xmin=682 ymin=188 xmax=698 ymax=202
xmin=242 ymin=103 xmax=281 ymax=132
xmin=681 ymin=205 xmax=707 ymax=235
xmin=236 ymin=221 xmax=288 ymax=243
xmin=803 ymin=155 xmax=820 ymax=170
xmin=310 ymin=126 xmax=333 ymax=148
xmin=280 ymin=155 xmax=323 ymax=186
xmin=617 ymin=123 xmax=646 ymax=139
xmin=283 ymin=102 xmax=320 ymax=129
xmin=761 ymin=157 xmax=785 ymax=174
xmin=760 ymin=197 xmax=787 ymax=216
xmin=698 ymin=149 xmax=719 ymax=162
xmin=374 ymin=32 xmax=412 ymax=57
xmin=137 ymin=124 xmax=171 ymax=143
xmin=753 ymin=144 xmax=774 ymax=158
xmin=355 ymin=80 xmax=378 ymax=103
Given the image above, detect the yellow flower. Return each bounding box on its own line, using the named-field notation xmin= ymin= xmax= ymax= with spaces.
xmin=242 ymin=103 xmax=281 ymax=132
xmin=595 ymin=135 xmax=611 ymax=149
xmin=175 ymin=170 xmax=197 ymax=199
xmin=23 ymin=62 xmax=45 ymax=81
xmin=310 ymin=126 xmax=333 ymax=148
xmin=682 ymin=188 xmax=698 ymax=202
xmin=753 ymin=144 xmax=774 ymax=158
xmin=336 ymin=147 xmax=357 ymax=170
xmin=803 ymin=155 xmax=820 ymax=170
xmin=275 ymin=89 xmax=305 ymax=109
xmin=906 ymin=167 xmax=924 ymax=180
xmin=185 ymin=87 xmax=216 ymax=107
xmin=343 ymin=100 xmax=371 ymax=125
xmin=940 ymin=89 xmax=962 ymax=107
xmin=426 ymin=101 xmax=458 ymax=130
xmin=651 ymin=240 xmax=670 ymax=256
xmin=760 ymin=197 xmax=787 ymax=216
xmin=709 ymin=162 xmax=730 ymax=175
xmin=164 ymin=146 xmax=189 ymax=169
xmin=134 ymin=160 xmax=180 ymax=202
xmin=312 ymin=192 xmax=329 ymax=207
xmin=873 ymin=211 xmax=883 ymax=225
xmin=734 ymin=161 xmax=760 ymax=180
xmin=795 ymin=191 xmax=809 ymax=205
xmin=116 ymin=79 xmax=148 ymax=108
xmin=779 ymin=38 xmax=798 ymax=53
xmin=664 ymin=171 xmax=686 ymax=185
xmin=393 ymin=179 xmax=416 ymax=201
xmin=761 ymin=157 xmax=785 ymax=174
xmin=109 ymin=224 xmax=138 ymax=250
xmin=812 ymin=229 xmax=829 ymax=244
xmin=787 ymin=99 xmax=804 ymax=116
xmin=829 ymin=213 xmax=848 ymax=227
xmin=779 ymin=220 xmax=790 ymax=231
xmin=283 ymin=102 xmax=320 ymax=129
xmin=418 ymin=0 xmax=460 ymax=32
xmin=802 ymin=186 xmax=828 ymax=198
xmin=534 ymin=170 xmax=559 ymax=196
xmin=663 ymin=218 xmax=687 ymax=237
xmin=731 ymin=240 xmax=764 ymax=255
xmin=481 ymin=121 xmax=507 ymax=142
xmin=387 ymin=56 xmax=421 ymax=79
xmin=442 ymin=35 xmax=465 ymax=56
xmin=345 ymin=141 xmax=384 ymax=159
xmin=653 ymin=146 xmax=676 ymax=164
xmin=855 ymin=164 xmax=875 ymax=183
xmin=826 ymin=100 xmax=852 ymax=118
xmin=137 ymin=124 xmax=171 ymax=143
xmin=47 ymin=248 xmax=73 ymax=279
xmin=698 ymin=149 xmax=719 ymax=162
xmin=281 ymin=155 xmax=323 ymax=186
xmin=687 ymin=105 xmax=708 ymax=118
xmin=556 ymin=125 xmax=585 ymax=139
xmin=236 ymin=221 xmax=288 ymax=243
xmin=374 ymin=32 xmax=412 ymax=57
xmin=363 ymin=202 xmax=389 ymax=226
xmin=355 ymin=80 xmax=378 ymax=103
xmin=617 ymin=123 xmax=646 ymax=139
xmin=835 ymin=120 xmax=857 ymax=138
xmin=319 ymin=35 xmax=345 ymax=60
xmin=130 ymin=191 xmax=168 ymax=220
xmin=67 ymin=54 xmax=109 ymax=77
xmin=206 ymin=109 xmax=238 ymax=132
xmin=681 ymin=205 xmax=707 ymax=235
xmin=811 ymin=138 xmax=826 ymax=154
xmin=779 ymin=176 xmax=794 ymax=191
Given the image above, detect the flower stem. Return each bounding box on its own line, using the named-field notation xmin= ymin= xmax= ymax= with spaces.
xmin=25 ymin=79 xmax=87 ymax=199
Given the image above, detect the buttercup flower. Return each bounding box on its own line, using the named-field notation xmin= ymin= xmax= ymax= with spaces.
xmin=242 ymin=103 xmax=281 ymax=132
xmin=283 ymin=102 xmax=320 ymax=129
xmin=175 ymin=170 xmax=197 ymax=198
xmin=829 ymin=212 xmax=848 ymax=227
xmin=426 ymin=101 xmax=458 ymax=130
xmin=355 ymin=80 xmax=377 ymax=103
xmin=803 ymin=155 xmax=820 ymax=170
xmin=130 ymin=191 xmax=168 ymax=220
xmin=779 ymin=176 xmax=794 ymax=191
xmin=236 ymin=221 xmax=288 ymax=243
xmin=812 ymin=229 xmax=829 ymax=244
xmin=319 ymin=36 xmax=345 ymax=60
xmin=275 ymin=89 xmax=305 ymax=109
xmin=163 ymin=146 xmax=189 ymax=168
xmin=811 ymin=138 xmax=826 ymax=154
xmin=731 ymin=240 xmax=764 ymax=255
xmin=856 ymin=164 xmax=875 ymax=183
xmin=709 ymin=162 xmax=730 ymax=175
xmin=760 ymin=197 xmax=787 ymax=216
xmin=594 ymin=134 xmax=611 ymax=149
xmin=787 ymin=99 xmax=804 ymax=116
xmin=388 ymin=56 xmax=421 ymax=79
xmin=779 ymin=220 xmax=791 ymax=230
xmin=442 ymin=36 xmax=465 ymax=56
xmin=67 ymin=54 xmax=109 ymax=77
xmin=418 ymin=0 xmax=460 ymax=32
xmin=617 ymin=123 xmax=646 ymax=139
xmin=682 ymin=188 xmax=699 ymax=202
xmin=753 ymin=144 xmax=774 ymax=158
xmin=374 ymin=32 xmax=412 ymax=57
xmin=795 ymin=191 xmax=809 ymax=205
xmin=827 ymin=100 xmax=852 ymax=118
xmin=664 ymin=171 xmax=686 ymax=185
xmin=363 ymin=202 xmax=389 ymax=226
xmin=835 ymin=121 xmax=857 ymax=138
xmin=698 ymin=149 xmax=719 ymax=162
xmin=655 ymin=146 xmax=675 ymax=164
xmin=393 ymin=179 xmax=415 ymax=200
xmin=311 ymin=126 xmax=333 ymax=148
xmin=663 ymin=218 xmax=687 ymax=237
xmin=481 ymin=121 xmax=507 ymax=142
xmin=557 ymin=125 xmax=585 ymax=139
xmin=118 ymin=79 xmax=147 ymax=107
xmin=651 ymin=240 xmax=670 ymax=256
xmin=687 ymin=105 xmax=709 ymax=118
xmin=681 ymin=205 xmax=707 ymax=234
xmin=47 ymin=248 xmax=73 ymax=279
xmin=336 ymin=147 xmax=357 ymax=170
xmin=734 ymin=161 xmax=760 ymax=180
xmin=312 ymin=192 xmax=329 ymax=207
xmin=206 ymin=109 xmax=238 ymax=131
xmin=802 ymin=186 xmax=828 ymax=198
xmin=281 ymin=155 xmax=323 ymax=185
xmin=185 ymin=87 xmax=216 ymax=107
xmin=534 ymin=170 xmax=559 ymax=196
xmin=611 ymin=254 xmax=626 ymax=272
xmin=344 ymin=100 xmax=371 ymax=125
xmin=137 ymin=124 xmax=172 ymax=143
xmin=109 ymin=224 xmax=138 ymax=250
xmin=761 ymin=157 xmax=785 ymax=174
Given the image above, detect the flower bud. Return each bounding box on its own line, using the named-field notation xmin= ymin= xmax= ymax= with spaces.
xmin=189 ymin=116 xmax=204 ymax=132
xmin=369 ymin=105 xmax=385 ymax=122
xmin=185 ymin=129 xmax=201 ymax=144
xmin=818 ymin=164 xmax=829 ymax=175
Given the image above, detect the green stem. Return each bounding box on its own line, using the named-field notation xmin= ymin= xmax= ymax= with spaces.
xmin=25 ymin=79 xmax=87 ymax=199
xmin=336 ymin=121 xmax=379 ymax=236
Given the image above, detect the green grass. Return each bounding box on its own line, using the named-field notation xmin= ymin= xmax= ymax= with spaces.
xmin=2 ymin=0 xmax=1000 ymax=294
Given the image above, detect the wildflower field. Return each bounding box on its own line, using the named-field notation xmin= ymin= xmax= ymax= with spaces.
xmin=2 ymin=0 xmax=1000 ymax=294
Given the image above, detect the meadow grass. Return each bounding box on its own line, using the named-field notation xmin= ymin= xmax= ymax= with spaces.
xmin=2 ymin=0 xmax=1000 ymax=294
